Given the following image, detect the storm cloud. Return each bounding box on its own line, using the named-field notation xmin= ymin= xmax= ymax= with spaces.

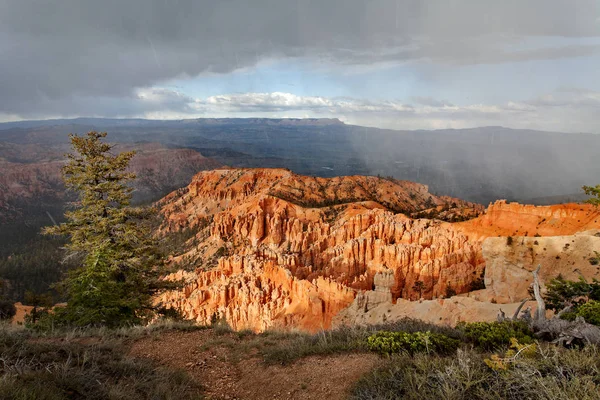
xmin=0 ymin=0 xmax=599 ymax=128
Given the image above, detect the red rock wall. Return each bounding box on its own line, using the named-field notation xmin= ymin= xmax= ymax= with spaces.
xmin=158 ymin=169 xmax=600 ymax=332
xmin=158 ymin=168 xmax=487 ymax=331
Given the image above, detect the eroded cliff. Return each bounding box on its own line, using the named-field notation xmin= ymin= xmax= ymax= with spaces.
xmin=158 ymin=169 xmax=479 ymax=330
xmin=157 ymin=169 xmax=600 ymax=331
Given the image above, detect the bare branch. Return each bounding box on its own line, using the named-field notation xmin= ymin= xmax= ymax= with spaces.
xmin=512 ymin=298 xmax=530 ymax=320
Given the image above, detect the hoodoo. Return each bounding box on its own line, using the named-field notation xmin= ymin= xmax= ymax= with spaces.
xmin=157 ymin=168 xmax=600 ymax=332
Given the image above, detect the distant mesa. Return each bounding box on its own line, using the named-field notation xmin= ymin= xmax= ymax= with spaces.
xmin=190 ymin=117 xmax=345 ymax=126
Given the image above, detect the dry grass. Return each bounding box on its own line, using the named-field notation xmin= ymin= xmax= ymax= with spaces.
xmin=4 ymin=318 xmax=600 ymax=399
xmin=351 ymin=345 xmax=600 ymax=400
xmin=0 ymin=321 xmax=203 ymax=399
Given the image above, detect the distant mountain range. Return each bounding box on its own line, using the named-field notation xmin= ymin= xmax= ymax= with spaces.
xmin=1 ymin=118 xmax=596 ymax=207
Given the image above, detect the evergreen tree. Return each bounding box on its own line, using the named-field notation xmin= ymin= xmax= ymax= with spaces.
xmin=43 ymin=131 xmax=166 ymax=327
xmin=583 ymin=184 xmax=600 ymax=206
xmin=0 ymin=281 xmax=16 ymax=321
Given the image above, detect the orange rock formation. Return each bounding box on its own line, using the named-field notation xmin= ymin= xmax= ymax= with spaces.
xmin=157 ymin=168 xmax=600 ymax=332
xmin=456 ymin=200 xmax=600 ymax=239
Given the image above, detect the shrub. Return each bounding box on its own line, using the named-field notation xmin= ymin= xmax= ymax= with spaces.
xmin=559 ymin=311 xmax=578 ymax=322
xmin=469 ymin=278 xmax=486 ymax=291
xmin=0 ymin=299 xmax=16 ymax=320
xmin=506 ymin=236 xmax=513 ymax=245
xmin=484 ymin=338 xmax=538 ymax=371
xmin=350 ymin=345 xmax=600 ymax=400
xmin=444 ymin=286 xmax=457 ymax=298
xmin=214 ymin=246 xmax=227 ymax=258
xmin=589 ymin=251 xmax=600 ymax=266
xmin=544 ymin=275 xmax=600 ymax=311
xmin=366 ymin=331 xmax=459 ymax=355
xmin=459 ymin=321 xmax=533 ymax=350
xmin=576 ymin=300 xmax=600 ymax=326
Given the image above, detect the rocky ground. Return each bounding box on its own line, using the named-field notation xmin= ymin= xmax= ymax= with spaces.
xmin=130 ymin=328 xmax=378 ymax=400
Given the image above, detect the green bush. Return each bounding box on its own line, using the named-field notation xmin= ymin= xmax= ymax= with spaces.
xmin=544 ymin=275 xmax=600 ymax=311
xmin=366 ymin=331 xmax=459 ymax=355
xmin=576 ymin=300 xmax=600 ymax=326
xmin=459 ymin=321 xmax=533 ymax=350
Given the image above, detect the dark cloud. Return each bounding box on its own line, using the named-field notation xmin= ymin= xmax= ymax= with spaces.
xmin=0 ymin=0 xmax=598 ymax=117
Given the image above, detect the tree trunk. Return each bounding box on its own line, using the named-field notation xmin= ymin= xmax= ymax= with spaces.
xmin=532 ymin=264 xmax=546 ymax=321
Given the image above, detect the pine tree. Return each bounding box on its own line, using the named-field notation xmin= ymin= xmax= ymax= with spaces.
xmin=43 ymin=131 xmax=166 ymax=327
xmin=583 ymin=184 xmax=600 ymax=206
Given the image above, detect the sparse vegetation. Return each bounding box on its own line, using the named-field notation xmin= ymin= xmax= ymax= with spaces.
xmin=6 ymin=313 xmax=600 ymax=399
xmin=258 ymin=326 xmax=370 ymax=365
xmin=350 ymin=344 xmax=600 ymax=400
xmin=245 ymin=319 xmax=463 ymax=365
xmin=589 ymin=251 xmax=600 ymax=266
xmin=0 ymin=323 xmax=202 ymax=399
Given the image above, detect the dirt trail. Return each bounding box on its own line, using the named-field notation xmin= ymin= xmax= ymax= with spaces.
xmin=129 ymin=329 xmax=378 ymax=400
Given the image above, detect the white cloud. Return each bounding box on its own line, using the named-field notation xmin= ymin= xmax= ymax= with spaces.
xmin=114 ymin=88 xmax=598 ymax=133
xmin=5 ymin=86 xmax=596 ymax=134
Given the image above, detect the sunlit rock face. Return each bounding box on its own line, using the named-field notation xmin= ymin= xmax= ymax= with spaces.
xmin=157 ymin=168 xmax=600 ymax=332
xmin=480 ymin=231 xmax=600 ymax=303
xmin=455 ymin=200 xmax=600 ymax=239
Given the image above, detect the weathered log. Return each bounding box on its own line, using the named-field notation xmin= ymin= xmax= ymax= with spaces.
xmin=527 ymin=265 xmax=600 ymax=345
xmin=556 ymin=304 xmax=574 ymax=319
xmin=497 ymin=309 xmax=506 ymax=322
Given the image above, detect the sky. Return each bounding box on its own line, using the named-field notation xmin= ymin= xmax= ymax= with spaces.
xmin=0 ymin=0 xmax=599 ymax=132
